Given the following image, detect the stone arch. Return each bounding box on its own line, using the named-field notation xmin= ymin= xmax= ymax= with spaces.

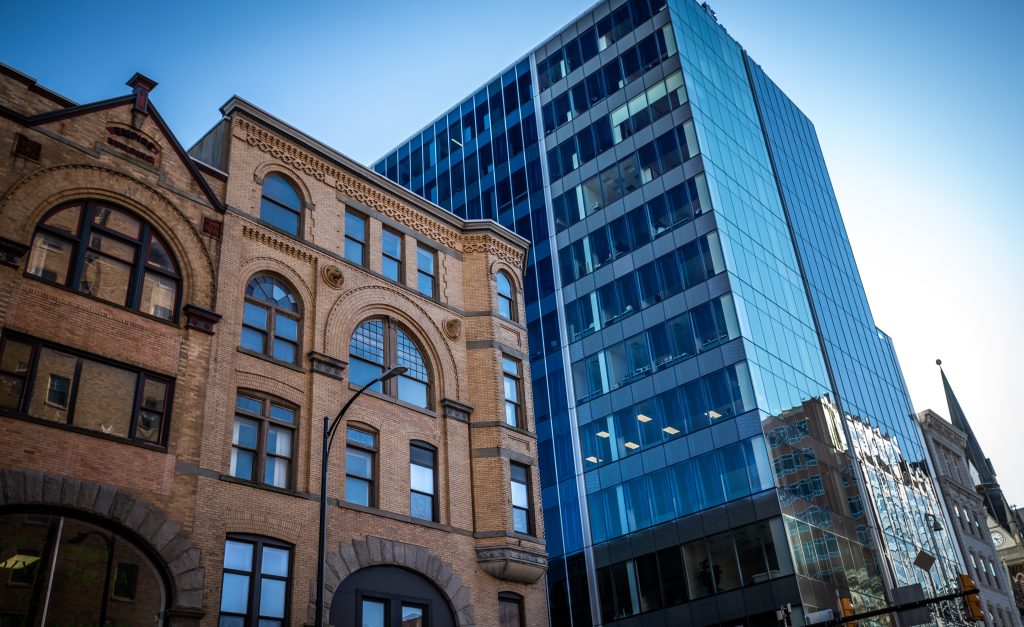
xmin=0 ymin=163 xmax=217 ymax=310
xmin=0 ymin=468 xmax=205 ymax=619
xmin=313 ymin=536 xmax=474 ymax=626
xmin=324 ymin=284 xmax=462 ymax=400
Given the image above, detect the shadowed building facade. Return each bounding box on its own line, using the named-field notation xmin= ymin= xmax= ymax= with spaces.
xmin=0 ymin=63 xmax=548 ymax=626
xmin=373 ymin=0 xmax=962 ymax=623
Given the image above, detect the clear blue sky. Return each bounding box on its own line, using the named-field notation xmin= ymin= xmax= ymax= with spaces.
xmin=3 ymin=1 xmax=1022 ymax=506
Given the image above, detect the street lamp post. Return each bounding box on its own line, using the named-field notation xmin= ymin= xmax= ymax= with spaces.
xmin=314 ymin=366 xmax=406 ymax=627
xmin=925 ymin=513 xmax=951 ymax=591
xmin=68 ymin=530 xmax=115 ymax=625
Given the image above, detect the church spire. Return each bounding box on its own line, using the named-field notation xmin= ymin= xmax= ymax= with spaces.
xmin=938 ymin=359 xmax=1015 ymax=532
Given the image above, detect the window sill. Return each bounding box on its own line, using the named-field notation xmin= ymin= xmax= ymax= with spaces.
xmin=349 ymin=384 xmax=437 ymax=418
xmin=217 ymin=474 xmax=308 ymax=499
xmin=255 ymin=218 xmax=305 ymax=243
xmin=237 ymin=347 xmax=306 ymax=373
xmin=0 ymin=409 xmax=169 ymax=452
xmin=20 ymin=274 xmax=181 ymax=327
xmin=339 ymin=500 xmax=463 ymax=535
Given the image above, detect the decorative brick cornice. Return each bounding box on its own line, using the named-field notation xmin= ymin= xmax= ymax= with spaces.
xmin=0 ymin=236 xmax=30 ymax=269
xmin=461 ymin=233 xmax=525 ymax=269
xmin=183 ymin=304 xmax=221 ymax=334
xmin=308 ymin=352 xmax=346 ymax=380
xmin=440 ymin=398 xmax=473 ymax=422
xmin=241 ymin=223 xmax=315 ymax=263
xmin=236 ymin=117 xmax=461 ymax=251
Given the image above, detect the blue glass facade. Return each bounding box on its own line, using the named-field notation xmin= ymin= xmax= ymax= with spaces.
xmin=374 ymin=0 xmax=955 ymax=624
xmin=746 ymin=59 xmax=962 ymax=596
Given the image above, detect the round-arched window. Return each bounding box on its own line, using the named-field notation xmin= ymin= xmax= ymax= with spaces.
xmin=496 ymin=271 xmax=515 ymax=320
xmin=349 ymin=319 xmax=431 ymax=409
xmin=25 ymin=200 xmax=181 ymax=321
xmin=0 ymin=511 xmax=168 ymax=623
xmin=259 ymin=173 xmax=302 ymax=237
xmin=241 ymin=275 xmax=301 ymax=364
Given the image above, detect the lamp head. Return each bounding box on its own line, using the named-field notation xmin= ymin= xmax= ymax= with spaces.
xmin=380 ymin=366 xmax=407 ymax=382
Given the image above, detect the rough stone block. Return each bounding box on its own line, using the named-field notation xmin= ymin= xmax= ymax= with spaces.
xmin=339 ymin=541 xmax=360 ymax=573
xmin=76 ymin=481 xmax=99 ymax=511
xmin=41 ymin=473 xmax=62 ymax=505
xmin=23 ymin=470 xmax=43 ymax=503
xmin=92 ymin=484 xmax=117 ymax=516
xmin=110 ymin=491 xmax=136 ymax=523
xmin=60 ymin=476 xmax=82 ymax=507
xmin=169 ymin=547 xmax=200 ymax=576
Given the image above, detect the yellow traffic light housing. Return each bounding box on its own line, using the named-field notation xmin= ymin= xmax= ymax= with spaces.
xmin=959 ymin=574 xmax=984 ymax=622
xmin=839 ymin=597 xmax=857 ymax=626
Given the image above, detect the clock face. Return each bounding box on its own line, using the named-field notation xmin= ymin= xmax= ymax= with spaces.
xmin=992 ymin=531 xmax=1006 ymax=548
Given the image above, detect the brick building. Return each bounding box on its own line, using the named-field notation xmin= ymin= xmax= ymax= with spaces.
xmin=0 ymin=63 xmax=548 ymax=626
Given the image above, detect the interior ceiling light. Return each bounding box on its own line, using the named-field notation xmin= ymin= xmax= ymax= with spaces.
xmin=597 ymin=431 xmax=610 ymax=438
xmin=663 ymin=426 xmax=680 ymax=435
xmin=624 ymin=441 xmax=640 ymax=449
xmin=637 ymin=414 xmax=652 ymax=423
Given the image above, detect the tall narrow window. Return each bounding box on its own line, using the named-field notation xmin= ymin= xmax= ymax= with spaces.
xmin=260 ymin=173 xmax=302 ymax=237
xmin=26 ymin=200 xmax=181 ymax=320
xmin=231 ymin=393 xmax=295 ymax=489
xmin=510 ymin=462 xmax=533 ymax=534
xmin=416 ymin=244 xmax=436 ymax=298
xmin=410 ymin=442 xmax=437 ymax=522
xmin=503 ymin=356 xmax=523 ymax=428
xmin=218 ymin=536 xmax=291 ymax=626
xmin=345 ymin=426 xmax=377 ymax=507
xmin=241 ymin=275 xmax=301 ymax=364
xmin=499 ymin=592 xmax=525 ymax=627
xmin=497 ymin=271 xmax=515 ymax=320
xmin=344 ymin=210 xmax=367 ymax=266
xmin=349 ymin=318 xmax=432 ymax=409
xmin=381 ymin=227 xmax=403 ymax=282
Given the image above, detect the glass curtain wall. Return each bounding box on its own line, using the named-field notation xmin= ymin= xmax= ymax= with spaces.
xmin=746 ymin=57 xmax=962 ymax=600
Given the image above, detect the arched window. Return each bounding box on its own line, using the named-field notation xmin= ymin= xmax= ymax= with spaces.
xmin=26 ymin=200 xmax=181 ymax=321
xmin=0 ymin=512 xmax=169 ymax=623
xmin=241 ymin=275 xmax=300 ymax=364
xmin=349 ymin=318 xmax=431 ymax=408
xmin=259 ymin=173 xmax=302 ymax=237
xmin=497 ymin=271 xmax=516 ymax=320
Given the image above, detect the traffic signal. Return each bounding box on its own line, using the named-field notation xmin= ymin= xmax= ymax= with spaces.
xmin=959 ymin=574 xmax=984 ymax=622
xmin=839 ymin=597 xmax=857 ymax=626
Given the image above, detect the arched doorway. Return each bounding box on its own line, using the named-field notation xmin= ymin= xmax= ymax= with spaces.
xmin=0 ymin=509 xmax=169 ymax=626
xmin=331 ymin=566 xmax=456 ymax=627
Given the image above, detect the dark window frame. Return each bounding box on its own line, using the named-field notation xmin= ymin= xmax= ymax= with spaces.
xmin=416 ymin=244 xmax=438 ymax=299
xmin=25 ymin=200 xmax=182 ymax=323
xmin=510 ymin=462 xmax=533 ymax=535
xmin=496 ymin=271 xmax=516 ymax=321
xmin=381 ymin=226 xmax=404 ymax=284
xmin=231 ymin=391 xmax=297 ymax=490
xmin=259 ymin=172 xmax=304 ymax=238
xmin=502 ymin=355 xmax=523 ymax=429
xmin=409 ymin=440 xmax=438 ymax=523
xmin=345 ymin=424 xmax=378 ymax=508
xmin=241 ymin=274 xmax=302 ymax=366
xmin=218 ymin=534 xmax=293 ymax=627
xmin=499 ymin=591 xmax=525 ymax=627
xmin=349 ymin=317 xmax=433 ymax=410
xmin=0 ymin=332 xmax=174 ymax=446
xmin=345 ymin=209 xmax=369 ymax=267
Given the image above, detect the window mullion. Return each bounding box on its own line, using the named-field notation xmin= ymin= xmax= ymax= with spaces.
xmin=128 ymin=224 xmax=149 ymax=310
xmin=67 ymin=202 xmax=93 ymax=291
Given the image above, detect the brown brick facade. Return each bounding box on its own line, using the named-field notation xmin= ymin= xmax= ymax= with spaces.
xmin=0 ymin=65 xmax=547 ymax=626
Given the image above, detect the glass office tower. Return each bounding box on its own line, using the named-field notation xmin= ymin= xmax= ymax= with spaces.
xmin=374 ymin=1 xmax=960 ymax=623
